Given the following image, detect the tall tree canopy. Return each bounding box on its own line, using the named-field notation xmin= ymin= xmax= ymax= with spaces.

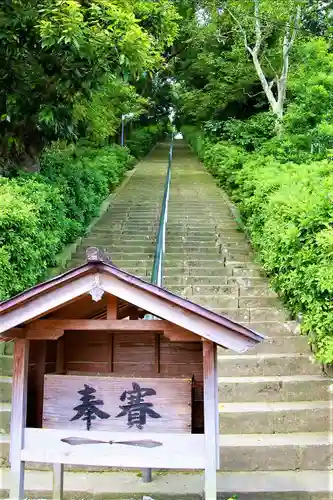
xmin=170 ymin=0 xmax=331 ymax=133
xmin=0 ymin=0 xmax=179 ymax=170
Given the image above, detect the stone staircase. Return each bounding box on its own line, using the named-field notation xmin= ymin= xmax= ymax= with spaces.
xmin=0 ymin=140 xmax=332 ymax=499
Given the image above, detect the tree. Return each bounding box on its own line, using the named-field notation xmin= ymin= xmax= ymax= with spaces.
xmin=0 ymin=0 xmax=179 ymax=171
xmin=225 ymin=0 xmax=303 ymax=128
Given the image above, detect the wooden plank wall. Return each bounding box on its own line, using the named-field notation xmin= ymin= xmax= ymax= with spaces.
xmin=26 ymin=331 xmax=204 ymax=432
xmin=27 ymin=340 xmax=57 ymax=427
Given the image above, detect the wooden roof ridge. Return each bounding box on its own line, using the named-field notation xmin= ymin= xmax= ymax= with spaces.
xmin=0 ymin=247 xmax=265 ymax=348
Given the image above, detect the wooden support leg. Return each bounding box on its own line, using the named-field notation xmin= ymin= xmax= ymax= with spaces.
xmin=215 ymin=347 xmax=220 ymax=470
xmin=203 ymin=341 xmax=218 ymax=500
xmin=141 ymin=468 xmax=152 ymax=483
xmin=9 ymin=339 xmax=29 ymax=500
xmin=53 ymin=463 xmax=64 ymax=500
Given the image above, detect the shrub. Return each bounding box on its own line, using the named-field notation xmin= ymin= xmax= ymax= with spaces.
xmin=182 ymin=126 xmax=333 ymax=363
xmin=221 ymin=113 xmax=276 ymax=151
xmin=126 ymin=123 xmax=166 ymax=158
xmin=0 ymin=143 xmax=134 ymax=300
xmin=0 ymin=177 xmax=67 ymax=299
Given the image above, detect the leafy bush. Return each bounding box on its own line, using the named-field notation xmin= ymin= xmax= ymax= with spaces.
xmin=221 ymin=113 xmax=276 ymax=151
xmin=126 ymin=123 xmax=166 ymax=158
xmin=183 ymin=126 xmax=333 ymax=363
xmin=0 ymin=143 xmax=133 ymax=300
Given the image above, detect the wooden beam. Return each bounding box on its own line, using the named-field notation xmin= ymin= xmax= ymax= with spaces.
xmin=24 ymin=320 xmax=199 ymax=341
xmin=22 ymin=428 xmax=205 ymax=469
xmin=0 ymin=328 xmax=25 ymax=340
xmin=10 ymin=338 xmax=29 ymax=500
xmin=203 ymin=340 xmax=217 ymax=500
xmin=53 ymin=463 xmax=64 ymax=500
xmin=26 ymin=327 xmax=64 ymax=341
xmin=106 ymin=294 xmax=118 ymax=319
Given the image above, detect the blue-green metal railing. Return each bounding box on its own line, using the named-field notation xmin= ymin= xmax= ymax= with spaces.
xmin=150 ymin=134 xmax=174 ymax=288
xmin=142 ymin=134 xmax=173 ymax=484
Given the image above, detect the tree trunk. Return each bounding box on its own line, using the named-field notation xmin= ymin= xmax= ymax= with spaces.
xmin=4 ymin=128 xmax=46 ymax=172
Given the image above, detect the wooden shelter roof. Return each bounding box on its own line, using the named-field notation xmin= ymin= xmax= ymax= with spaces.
xmin=0 ymin=249 xmax=264 ymax=352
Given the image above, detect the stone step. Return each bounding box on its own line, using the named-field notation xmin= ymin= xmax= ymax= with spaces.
xmin=166 ymin=235 xmax=219 ymax=243
xmin=240 ymin=321 xmax=300 ymax=336
xmin=185 ymin=285 xmax=277 ymax=297
xmin=0 ymin=469 xmax=331 ymax=499
xmin=84 ymin=237 xmax=156 ymax=245
xmin=218 ymin=353 xmax=322 ymax=377
xmin=167 ymin=233 xmax=247 ymax=242
xmin=75 ymin=250 xmax=156 ymax=260
xmin=167 ymin=252 xmax=254 ymax=262
xmin=191 ymin=294 xmax=279 ymax=309
xmin=186 ymin=267 xmax=234 ymax=277
xmin=164 ymin=276 xmax=268 ymax=287
xmin=0 ymin=356 xmax=12 ymax=377
xmin=79 ymin=244 xmax=156 ymax=253
xmin=219 ymin=375 xmax=333 ymax=402
xmin=219 ymin=401 xmax=331 ymax=434
xmin=212 ymin=307 xmax=289 ymax=323
xmin=219 ymin=335 xmax=310 ymax=355
xmin=0 ymin=377 xmax=11 ymax=404
xmin=0 ymin=433 xmax=331 ymax=472
xmin=166 ymin=245 xmax=252 ymax=254
xmin=0 ymin=404 xmax=10 ymax=434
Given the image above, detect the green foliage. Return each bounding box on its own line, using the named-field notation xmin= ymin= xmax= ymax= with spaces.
xmin=183 ymin=126 xmax=333 ymax=363
xmin=220 ymin=113 xmax=277 ymax=151
xmin=0 ymin=143 xmax=133 ymax=301
xmin=0 ymin=0 xmax=179 ymax=168
xmin=126 ymin=124 xmax=166 ymax=158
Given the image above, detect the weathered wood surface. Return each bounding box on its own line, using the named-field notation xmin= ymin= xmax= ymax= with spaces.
xmin=62 ymin=331 xmax=204 ymax=432
xmin=43 ymin=375 xmax=192 ymax=433
xmin=22 ymin=428 xmax=205 ymax=469
xmin=106 ymin=294 xmax=118 ymax=319
xmin=203 ymin=340 xmax=218 ymax=500
xmin=35 ymin=341 xmax=47 ymax=427
xmin=53 ymin=463 xmax=64 ymax=500
xmin=22 ymin=319 xmax=198 ymax=342
xmin=10 ymin=339 xmax=29 ymax=500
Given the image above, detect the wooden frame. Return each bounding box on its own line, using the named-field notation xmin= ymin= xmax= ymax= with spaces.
xmin=10 ymin=339 xmax=29 ymax=500
xmin=203 ymin=340 xmax=219 ymax=500
xmin=2 ymin=258 xmax=263 ymax=499
xmin=21 ymin=429 xmax=205 ymax=468
xmin=6 ymin=320 xmax=198 ymax=343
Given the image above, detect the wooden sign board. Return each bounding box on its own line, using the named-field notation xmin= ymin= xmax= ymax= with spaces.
xmin=43 ymin=375 xmax=192 ymax=433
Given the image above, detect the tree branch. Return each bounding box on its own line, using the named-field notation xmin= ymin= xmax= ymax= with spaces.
xmin=277 ymin=5 xmax=302 ymax=113
xmin=253 ymin=0 xmax=262 ymax=54
xmin=227 ymin=8 xmax=252 ymax=54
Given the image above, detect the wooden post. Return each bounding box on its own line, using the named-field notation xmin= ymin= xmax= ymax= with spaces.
xmin=106 ymin=294 xmax=118 ymax=319
xmin=107 ymin=295 xmax=117 ymax=373
xmin=10 ymin=338 xmax=29 ymax=500
xmin=215 ymin=346 xmax=220 ymax=470
xmin=203 ymin=340 xmax=218 ymax=500
xmin=53 ymin=463 xmax=64 ymax=500
xmin=142 ymin=468 xmax=152 ymax=483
